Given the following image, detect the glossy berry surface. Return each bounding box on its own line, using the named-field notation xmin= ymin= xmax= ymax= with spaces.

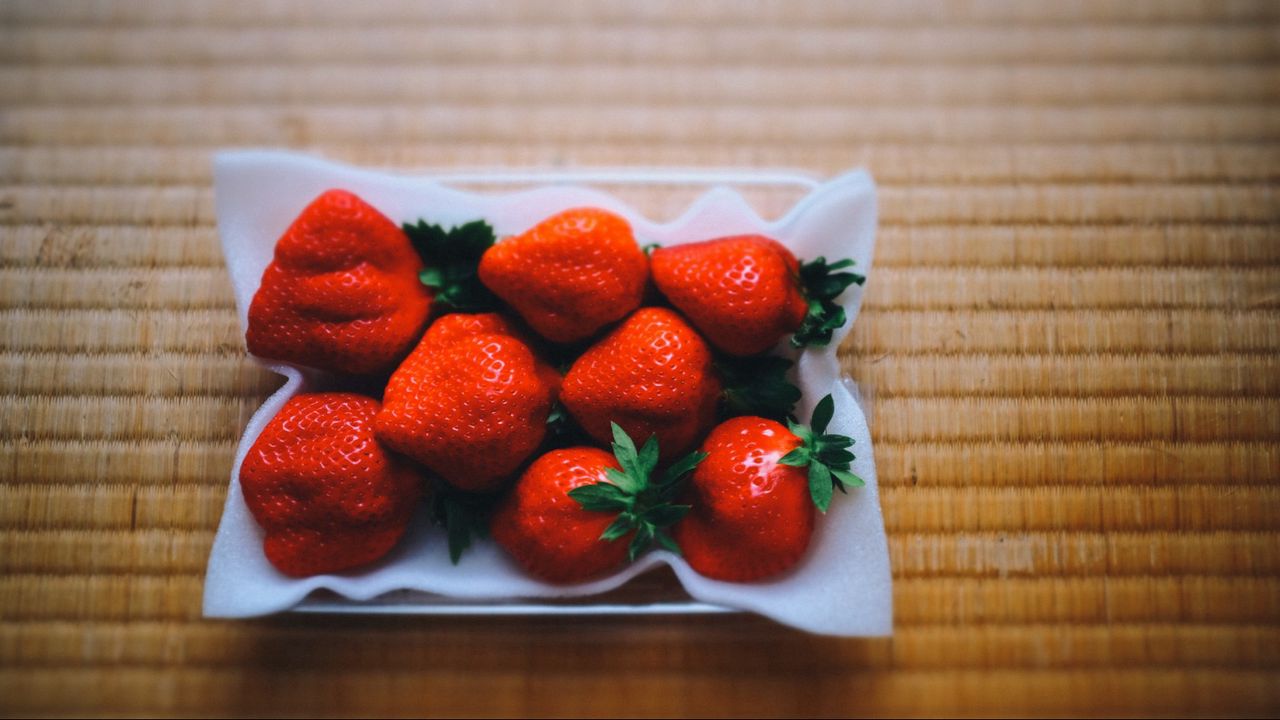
xmin=673 ymin=416 xmax=815 ymax=582
xmin=240 ymin=393 xmax=423 ymax=577
xmin=560 ymin=307 xmax=720 ymax=460
xmin=246 ymin=189 xmax=432 ymax=375
xmin=375 ymin=312 xmax=557 ymax=492
xmin=490 ymin=447 xmax=632 ymax=583
xmin=651 ymin=235 xmax=807 ymax=356
xmin=478 ymin=207 xmax=648 ymax=343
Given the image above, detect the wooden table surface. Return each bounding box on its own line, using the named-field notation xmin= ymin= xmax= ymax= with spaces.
xmin=2 ymin=1 xmax=1279 ymax=716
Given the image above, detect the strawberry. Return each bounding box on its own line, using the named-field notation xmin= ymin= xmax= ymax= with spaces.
xmin=478 ymin=207 xmax=649 ymax=343
xmin=673 ymin=395 xmax=863 ymax=582
xmin=246 ymin=189 xmax=432 ymax=375
xmin=374 ymin=312 xmax=558 ymax=493
xmin=239 ymin=393 xmax=424 ymax=577
xmin=491 ymin=424 xmax=703 ymax=583
xmin=560 ymin=307 xmax=721 ymax=460
xmin=650 ymin=235 xmax=865 ymax=356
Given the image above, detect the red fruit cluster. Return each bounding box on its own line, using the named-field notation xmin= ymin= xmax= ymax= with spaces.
xmin=242 ymin=190 xmax=865 ymax=582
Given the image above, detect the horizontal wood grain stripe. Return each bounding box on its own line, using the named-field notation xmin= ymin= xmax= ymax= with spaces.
xmin=5 ymin=265 xmax=1276 ymax=311
xmin=5 ymin=26 xmax=1277 ymax=66
xmin=6 ymin=65 xmax=1277 ymax=105
xmin=0 ymin=528 xmax=217 ymax=574
xmin=3 ymin=528 xmax=1276 ymax=578
xmin=887 ymin=531 xmax=1280 ymax=578
xmin=859 ymin=267 xmax=1280 ymax=310
xmin=10 ymin=144 xmax=1280 ymax=186
xmin=1 ymin=438 xmax=238 ymax=485
xmin=0 ymin=621 xmax=1277 ymax=674
xmin=0 ymin=224 xmax=227 ymax=268
xmin=5 ymin=183 xmax=1277 ymax=226
xmin=7 ymin=222 xmax=1280 ymax=270
xmin=0 ymin=267 xmax=236 ymax=310
xmin=872 ymin=225 xmax=1280 ymax=267
xmin=844 ymin=353 xmax=1280 ymax=397
xmin=2 ymin=574 xmax=1276 ymax=624
xmin=1 ymin=483 xmax=1272 ymax=533
xmin=870 ymin=396 xmax=1280 ymax=442
xmin=845 ymin=309 xmax=1280 ymax=354
xmin=0 ymin=666 xmax=1276 ymax=716
xmin=0 ymin=309 xmax=247 ymax=352
xmin=1 ymin=394 xmax=260 ymax=441
xmin=6 ymin=0 xmax=1275 ymax=27
xmin=0 ymin=352 xmax=279 ymax=397
xmin=879 ymin=486 xmax=1280 ymax=532
xmin=895 ymin=576 xmax=1280 ymax=625
xmin=0 ymin=485 xmax=228 ymax=531
xmin=4 ymin=106 xmax=1276 ymax=145
xmin=873 ymin=440 xmax=1279 ymax=487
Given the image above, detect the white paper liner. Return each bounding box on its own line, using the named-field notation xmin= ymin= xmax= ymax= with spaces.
xmin=203 ymin=151 xmax=892 ymax=636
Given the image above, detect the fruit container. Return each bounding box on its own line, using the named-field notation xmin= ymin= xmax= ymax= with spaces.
xmin=205 ymin=152 xmax=891 ymax=635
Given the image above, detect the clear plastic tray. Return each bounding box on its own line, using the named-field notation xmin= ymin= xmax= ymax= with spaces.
xmin=290 ymin=167 xmax=820 ymax=616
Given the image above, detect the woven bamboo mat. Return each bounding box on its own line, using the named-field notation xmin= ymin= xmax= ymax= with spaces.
xmin=2 ymin=1 xmax=1279 ymax=716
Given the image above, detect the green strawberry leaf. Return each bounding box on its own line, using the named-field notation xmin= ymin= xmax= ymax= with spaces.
xmin=600 ymin=514 xmax=637 ymax=542
xmin=569 ymin=425 xmax=706 ymax=563
xmin=604 ymin=467 xmax=641 ymax=495
xmin=775 ymin=393 xmax=864 ymax=512
xmin=778 ymin=447 xmax=810 ymax=467
xmin=418 ymin=266 xmax=445 ymax=289
xmin=567 ymin=483 xmax=632 ymax=512
xmin=404 ymin=219 xmax=502 ymax=313
xmin=642 ymin=503 xmax=691 ymax=526
xmin=636 ymin=433 xmax=660 ymax=478
xmin=808 ymin=461 xmax=834 ymax=513
xmin=717 ymin=354 xmax=802 ymax=421
xmin=810 ymin=394 xmax=835 ymax=434
xmin=659 ymin=451 xmax=708 ymax=488
xmin=791 ymin=256 xmax=865 ymax=349
xmin=627 ymin=524 xmax=655 ymax=562
xmin=786 ymin=420 xmax=815 ymax=445
xmin=818 ymin=448 xmax=855 ymax=464
xmin=832 ymin=468 xmax=865 ymax=488
xmin=610 ymin=422 xmax=641 ymax=480
xmin=653 ymin=530 xmax=682 ymax=555
xmin=434 ymin=486 xmax=497 ymax=565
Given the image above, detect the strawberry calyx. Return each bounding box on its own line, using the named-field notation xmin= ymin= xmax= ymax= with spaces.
xmin=404 ymin=219 xmax=502 ymax=313
xmin=791 ymin=257 xmax=866 ymax=348
xmin=432 ymin=481 xmax=496 ymax=564
xmin=778 ymin=394 xmax=864 ymax=512
xmin=716 ymin=354 xmax=802 ymax=421
xmin=568 ymin=422 xmax=707 ymax=561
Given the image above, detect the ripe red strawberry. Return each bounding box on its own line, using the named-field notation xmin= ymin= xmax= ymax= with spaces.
xmin=246 ymin=189 xmax=432 ymax=375
xmin=673 ymin=395 xmax=863 ymax=582
xmin=491 ymin=424 xmax=703 ymax=583
xmin=478 ymin=207 xmax=649 ymax=343
xmin=239 ymin=393 xmax=424 ymax=577
xmin=560 ymin=307 xmax=721 ymax=460
xmin=374 ymin=312 xmax=557 ymax=493
xmin=650 ymin=235 xmax=864 ymax=356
